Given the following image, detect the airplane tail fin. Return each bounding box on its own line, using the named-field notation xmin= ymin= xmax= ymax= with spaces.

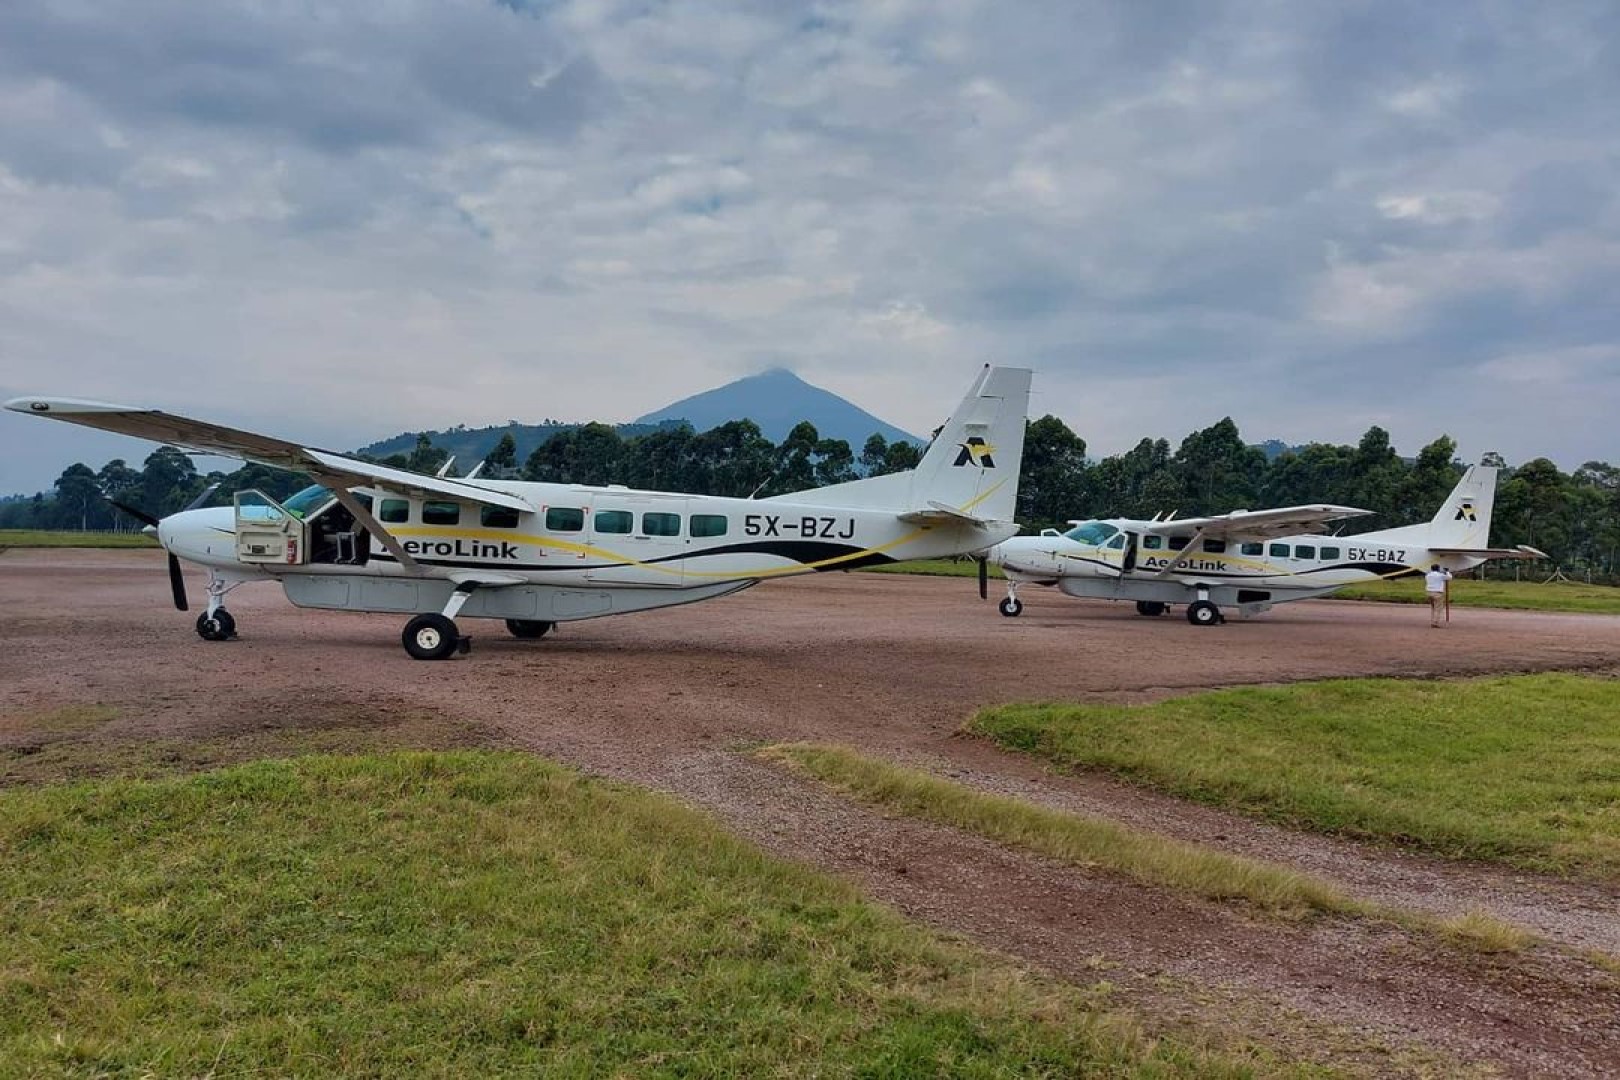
xmin=1424 ymin=464 xmax=1499 ymax=549
xmin=770 ymin=365 xmax=1032 ymax=521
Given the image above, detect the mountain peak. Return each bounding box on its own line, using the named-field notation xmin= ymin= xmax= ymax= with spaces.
xmin=634 ymin=370 xmax=918 ymax=447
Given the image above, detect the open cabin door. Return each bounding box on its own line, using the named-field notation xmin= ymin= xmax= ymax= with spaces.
xmin=234 ymin=490 xmax=307 ymax=566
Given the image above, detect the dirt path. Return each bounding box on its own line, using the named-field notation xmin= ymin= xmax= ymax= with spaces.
xmin=4 ymin=550 xmax=1619 ymax=1077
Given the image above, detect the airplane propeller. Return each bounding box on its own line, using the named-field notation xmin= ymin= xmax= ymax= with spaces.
xmin=109 ymin=499 xmax=189 ymax=612
xmin=107 ymin=484 xmax=217 ymax=614
xmin=977 ymin=553 xmax=988 ymax=599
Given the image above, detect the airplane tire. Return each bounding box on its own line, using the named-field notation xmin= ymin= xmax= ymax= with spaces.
xmin=505 ymin=619 xmax=554 ymax=640
xmin=1186 ymin=600 xmax=1221 ymax=627
xmin=1135 ymin=601 xmax=1167 ymax=617
xmin=195 ymin=609 xmax=236 ymax=641
xmin=403 ymin=613 xmax=461 ymax=660
xmin=998 ymin=597 xmax=1023 ymax=617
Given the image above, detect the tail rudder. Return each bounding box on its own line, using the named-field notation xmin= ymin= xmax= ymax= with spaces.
xmin=907 ymin=365 xmax=1031 ymax=522
xmin=1426 ymin=464 xmax=1498 ymax=548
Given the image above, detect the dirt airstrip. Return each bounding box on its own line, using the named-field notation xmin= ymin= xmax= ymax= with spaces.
xmin=3 ymin=549 xmax=1619 ymax=1078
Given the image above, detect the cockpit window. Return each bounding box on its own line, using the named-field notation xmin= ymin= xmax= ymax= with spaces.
xmin=282 ymin=485 xmax=336 ymax=519
xmin=1062 ymin=521 xmax=1120 ymax=545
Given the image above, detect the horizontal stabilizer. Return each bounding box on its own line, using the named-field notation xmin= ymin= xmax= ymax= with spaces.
xmin=897 ymin=500 xmax=997 ymax=526
xmin=1430 ymin=544 xmax=1547 ymax=560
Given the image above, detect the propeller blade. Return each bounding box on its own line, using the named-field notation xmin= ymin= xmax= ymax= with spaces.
xmin=168 ymin=553 xmax=189 ymax=611
xmin=978 ymin=555 xmax=988 ymax=600
xmin=181 ymin=482 xmax=220 ymax=513
xmin=110 ymin=499 xmax=161 ymax=528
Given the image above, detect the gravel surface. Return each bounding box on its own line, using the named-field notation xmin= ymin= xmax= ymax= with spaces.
xmin=4 ymin=549 xmax=1619 ymax=1077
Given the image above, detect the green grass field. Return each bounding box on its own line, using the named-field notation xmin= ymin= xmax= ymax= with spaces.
xmin=0 ymin=529 xmax=158 ymax=548
xmin=1 ymin=751 xmax=1297 ymax=1078
xmin=1332 ymin=577 xmax=1620 ymax=614
xmin=970 ymin=673 xmax=1620 ymax=882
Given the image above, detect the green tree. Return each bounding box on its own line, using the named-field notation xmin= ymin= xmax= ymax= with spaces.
xmin=482 ymin=432 xmax=519 ymax=478
xmin=1017 ymin=415 xmax=1088 ymax=529
xmin=690 ymin=420 xmax=776 ymax=497
xmin=405 ymin=434 xmax=449 ymax=476
xmin=1173 ymin=417 xmax=1264 ymax=515
xmin=140 ymin=447 xmax=201 ymax=517
xmin=53 ymin=463 xmax=104 ymax=530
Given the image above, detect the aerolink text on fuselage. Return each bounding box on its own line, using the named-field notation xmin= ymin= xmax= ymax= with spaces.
xmin=401 ymin=538 xmax=520 ymax=560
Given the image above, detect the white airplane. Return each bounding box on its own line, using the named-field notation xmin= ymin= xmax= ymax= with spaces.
xmin=7 ymin=366 xmax=1030 ymax=659
xmin=985 ymin=463 xmax=1543 ymax=626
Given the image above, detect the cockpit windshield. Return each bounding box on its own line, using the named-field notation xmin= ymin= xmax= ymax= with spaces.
xmin=282 ymin=485 xmax=337 ymax=519
xmin=1062 ymin=520 xmax=1120 ymax=546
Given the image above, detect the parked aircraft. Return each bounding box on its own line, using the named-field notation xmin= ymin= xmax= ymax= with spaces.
xmin=7 ymin=366 xmax=1031 ymax=659
xmin=985 ymin=464 xmax=1543 ymax=625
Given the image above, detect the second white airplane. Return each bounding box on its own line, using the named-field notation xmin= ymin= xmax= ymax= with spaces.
xmin=987 ymin=463 xmax=1543 ymax=625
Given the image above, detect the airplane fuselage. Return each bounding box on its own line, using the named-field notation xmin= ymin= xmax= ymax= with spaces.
xmin=162 ymin=480 xmax=1014 ymax=622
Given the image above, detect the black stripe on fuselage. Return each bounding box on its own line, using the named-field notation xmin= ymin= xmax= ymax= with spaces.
xmin=368 ymin=539 xmax=899 ymax=574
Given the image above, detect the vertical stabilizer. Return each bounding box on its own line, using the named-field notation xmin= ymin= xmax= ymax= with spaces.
xmin=1424 ymin=464 xmax=1499 ymax=548
xmin=768 ymin=365 xmax=1032 ymax=519
xmin=906 ymin=365 xmax=1031 ymax=521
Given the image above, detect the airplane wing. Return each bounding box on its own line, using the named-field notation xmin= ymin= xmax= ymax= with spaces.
xmin=3 ymin=396 xmax=533 ymax=512
xmin=1139 ymin=504 xmax=1371 ymax=542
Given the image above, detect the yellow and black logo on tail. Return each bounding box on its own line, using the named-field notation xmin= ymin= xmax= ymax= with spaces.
xmin=1454 ymin=500 xmax=1477 ymax=522
xmin=953 ymin=437 xmax=997 ymax=468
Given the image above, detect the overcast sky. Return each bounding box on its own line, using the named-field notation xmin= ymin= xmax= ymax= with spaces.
xmin=2 ymin=0 xmax=1617 ymax=495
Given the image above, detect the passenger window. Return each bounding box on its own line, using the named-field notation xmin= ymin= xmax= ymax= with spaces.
xmin=422 ymin=501 xmax=460 ymax=526
xmin=1168 ymin=536 xmax=1189 ymax=550
xmin=595 ymin=509 xmax=633 ymax=534
xmin=481 ymin=506 xmax=519 ymax=529
xmin=1240 ymin=542 xmax=1263 ymax=556
xmin=1295 ymin=545 xmax=1316 ymax=559
xmin=1203 ymin=539 xmax=1226 ymax=553
xmin=690 ymin=514 xmax=727 ymax=538
xmin=546 ymin=507 xmax=584 ymax=532
xmin=1320 ymin=546 xmax=1341 ymax=560
xmin=379 ymin=498 xmax=410 ymax=524
xmin=642 ymin=512 xmax=681 ymax=537
xmin=1142 ymin=536 xmax=1163 ymax=550
xmin=1269 ymin=543 xmax=1290 ymax=558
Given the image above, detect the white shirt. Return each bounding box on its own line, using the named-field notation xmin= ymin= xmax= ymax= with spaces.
xmin=1425 ymin=568 xmax=1452 ymax=594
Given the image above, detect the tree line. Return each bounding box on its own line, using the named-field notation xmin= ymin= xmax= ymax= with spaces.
xmin=5 ymin=414 xmax=1616 ymax=579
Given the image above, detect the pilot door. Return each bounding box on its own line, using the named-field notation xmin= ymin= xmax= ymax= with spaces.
xmin=234 ymin=490 xmax=308 ymax=566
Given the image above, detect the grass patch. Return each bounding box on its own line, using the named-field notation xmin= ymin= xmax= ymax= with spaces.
xmin=970 ymin=673 xmax=1620 ymax=882
xmin=0 ymin=751 xmax=1296 ymax=1077
xmin=1331 ymin=577 xmax=1620 ymax=614
xmin=759 ymin=744 xmax=1536 ymax=959
xmin=762 ymin=743 xmax=1359 ymax=920
xmin=0 ymin=529 xmax=158 ymax=549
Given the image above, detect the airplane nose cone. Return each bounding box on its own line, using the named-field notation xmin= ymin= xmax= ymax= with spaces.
xmin=157 ymin=507 xmax=237 ymax=568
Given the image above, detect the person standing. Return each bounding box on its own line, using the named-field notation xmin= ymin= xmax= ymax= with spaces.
xmin=1425 ymin=564 xmax=1453 ymax=627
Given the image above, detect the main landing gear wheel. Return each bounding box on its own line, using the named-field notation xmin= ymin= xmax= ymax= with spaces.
xmin=998 ymin=597 xmax=1023 ymax=617
xmin=1186 ymin=600 xmax=1223 ymax=627
xmin=403 ymin=613 xmax=463 ymax=661
xmin=195 ymin=609 xmax=236 ymax=641
xmin=505 ymin=619 xmax=554 ymax=640
xmin=1135 ymin=601 xmax=1168 ymax=617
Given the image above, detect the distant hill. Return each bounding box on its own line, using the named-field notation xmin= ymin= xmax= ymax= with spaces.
xmin=352 ymin=368 xmax=919 ymax=468
xmin=354 ymin=420 xmax=681 ymax=466
xmin=634 ymin=368 xmax=919 ymax=448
